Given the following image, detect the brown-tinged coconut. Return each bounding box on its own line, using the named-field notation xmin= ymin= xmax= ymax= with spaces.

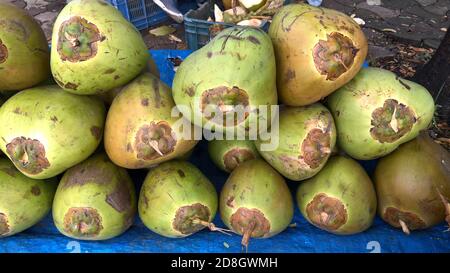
xmin=0 ymin=2 xmax=50 ymax=91
xmin=268 ymin=3 xmax=368 ymax=106
xmin=375 ymin=132 xmax=450 ymax=234
xmin=104 ymin=72 xmax=198 ymax=169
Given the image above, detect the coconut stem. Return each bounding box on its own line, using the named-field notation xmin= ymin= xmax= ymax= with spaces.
xmin=334 ymin=54 xmax=349 ymax=71
xmin=241 ymin=220 xmax=256 ymax=253
xmin=19 ymin=151 xmax=29 ymax=164
xmin=149 ymin=140 xmax=163 ymax=156
xmin=389 ymin=107 xmax=399 ymax=133
xmin=192 ymin=219 xmax=233 ymax=236
xmin=64 ymin=32 xmax=80 ymax=47
xmin=399 ymin=219 xmax=410 ymax=235
xmin=436 ymin=190 xmax=450 ymax=231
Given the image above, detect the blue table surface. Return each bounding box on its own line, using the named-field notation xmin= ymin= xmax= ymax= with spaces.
xmin=1 ymin=50 xmax=449 ymax=253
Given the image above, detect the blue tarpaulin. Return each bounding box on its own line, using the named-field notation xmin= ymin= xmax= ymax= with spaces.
xmin=0 ymin=50 xmax=449 ymax=253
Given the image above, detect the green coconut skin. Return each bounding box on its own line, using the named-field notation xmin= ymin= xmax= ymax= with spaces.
xmin=138 ymin=160 xmax=218 ymax=238
xmin=0 ymin=3 xmax=50 ymax=91
xmin=297 ymin=156 xmax=377 ymax=235
xmin=0 ymin=158 xmax=57 ymax=238
xmin=208 ymin=140 xmax=260 ymax=173
xmin=238 ymin=0 xmax=267 ymax=11
xmin=374 ymin=133 xmax=450 ymax=232
xmin=172 ymin=27 xmax=278 ymax=135
xmin=50 ymin=0 xmax=149 ymax=94
xmin=53 ymin=153 xmax=137 ymax=241
xmin=255 ymin=103 xmax=336 ymax=181
xmin=220 ymin=159 xmax=294 ymax=241
xmin=327 ymin=67 xmax=435 ymax=160
xmin=0 ymin=85 xmax=106 ymax=179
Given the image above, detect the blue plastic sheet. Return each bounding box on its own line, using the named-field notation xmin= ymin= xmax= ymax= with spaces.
xmin=0 ymin=50 xmax=449 ymax=253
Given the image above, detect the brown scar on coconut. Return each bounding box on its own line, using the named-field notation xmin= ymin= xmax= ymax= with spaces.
xmin=6 ymin=137 xmax=50 ymax=175
xmin=230 ymin=207 xmax=270 ymax=251
xmin=313 ymin=32 xmax=359 ymax=81
xmin=172 ymin=203 xmax=232 ymax=236
xmin=301 ymin=128 xmax=331 ymax=169
xmin=31 ymin=186 xmax=41 ymax=196
xmin=106 ymin=180 xmax=132 ymax=213
xmin=64 ymin=82 xmax=78 ymax=90
xmin=285 ymin=69 xmax=296 ymax=83
xmin=63 ymin=164 xmax=113 ymax=189
xmin=200 ymin=86 xmax=250 ymax=126
xmin=0 ymin=213 xmax=10 ymax=236
xmin=134 ymin=121 xmax=177 ymax=160
xmin=0 ymin=39 xmax=8 ymax=63
xmin=383 ymin=207 xmax=427 ymax=235
xmin=90 ymin=126 xmax=102 ymax=140
xmin=306 ymin=193 xmax=347 ymax=231
xmin=370 ymin=99 xmax=416 ymax=143
xmin=57 ymin=16 xmax=105 ymax=62
xmin=63 ymin=207 xmax=103 ymax=237
xmin=223 ymin=148 xmax=255 ymax=172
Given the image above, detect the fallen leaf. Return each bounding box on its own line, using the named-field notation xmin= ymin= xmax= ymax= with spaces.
xmin=352 ymin=17 xmax=365 ymax=26
xmin=382 ymin=28 xmax=397 ymax=33
xmin=168 ymin=34 xmax=182 ymax=43
xmin=149 ymin=25 xmax=176 ymax=36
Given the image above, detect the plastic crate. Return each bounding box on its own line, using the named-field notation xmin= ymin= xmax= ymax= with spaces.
xmin=184 ymin=2 xmax=268 ymax=50
xmin=108 ymin=0 xmax=197 ymax=30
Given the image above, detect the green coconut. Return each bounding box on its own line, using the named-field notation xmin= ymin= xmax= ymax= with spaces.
xmin=53 ymin=153 xmax=136 ymax=240
xmin=220 ymin=159 xmax=294 ymax=248
xmin=297 ymin=156 xmax=377 ymax=235
xmin=172 ymin=27 xmax=278 ymax=136
xmin=0 ymin=85 xmax=106 ymax=179
xmin=0 ymin=158 xmax=57 ymax=238
xmin=208 ymin=140 xmax=260 ymax=172
xmin=50 ymin=0 xmax=150 ymax=94
xmin=327 ymin=67 xmax=435 ymax=160
xmin=255 ymin=103 xmax=336 ymax=181
xmin=138 ymin=160 xmax=219 ymax=238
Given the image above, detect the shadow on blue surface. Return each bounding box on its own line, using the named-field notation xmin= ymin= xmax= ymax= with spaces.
xmin=1 ymin=50 xmax=449 ymax=253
